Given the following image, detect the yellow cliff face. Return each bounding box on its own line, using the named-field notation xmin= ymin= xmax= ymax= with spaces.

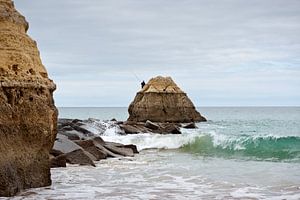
xmin=0 ymin=0 xmax=53 ymax=87
xmin=140 ymin=76 xmax=184 ymax=93
xmin=0 ymin=0 xmax=57 ymax=197
xmin=128 ymin=76 xmax=206 ymax=123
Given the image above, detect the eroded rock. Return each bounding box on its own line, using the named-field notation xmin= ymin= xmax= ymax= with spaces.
xmin=0 ymin=1 xmax=57 ymax=196
xmin=128 ymin=76 xmax=206 ymax=123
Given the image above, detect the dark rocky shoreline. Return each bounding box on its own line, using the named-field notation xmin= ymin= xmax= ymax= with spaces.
xmin=51 ymin=118 xmax=198 ymax=168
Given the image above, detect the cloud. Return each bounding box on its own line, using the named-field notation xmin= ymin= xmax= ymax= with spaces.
xmin=14 ymin=0 xmax=300 ymax=106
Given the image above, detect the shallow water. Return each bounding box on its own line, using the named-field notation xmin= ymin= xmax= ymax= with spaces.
xmin=4 ymin=107 xmax=300 ymax=199
xmin=9 ymin=150 xmax=300 ymax=200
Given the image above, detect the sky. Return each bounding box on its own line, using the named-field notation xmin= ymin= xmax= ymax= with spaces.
xmin=14 ymin=0 xmax=300 ymax=107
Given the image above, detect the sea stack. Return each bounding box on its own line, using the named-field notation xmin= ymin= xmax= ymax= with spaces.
xmin=0 ymin=0 xmax=57 ymax=197
xmin=128 ymin=76 xmax=206 ymax=123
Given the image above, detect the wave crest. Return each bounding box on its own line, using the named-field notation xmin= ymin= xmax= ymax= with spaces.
xmin=181 ymin=134 xmax=300 ymax=161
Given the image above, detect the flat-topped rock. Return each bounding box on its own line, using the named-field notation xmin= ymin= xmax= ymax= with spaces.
xmin=128 ymin=76 xmax=206 ymax=123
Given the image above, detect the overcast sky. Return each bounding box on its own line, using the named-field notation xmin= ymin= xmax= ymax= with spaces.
xmin=14 ymin=0 xmax=300 ymax=107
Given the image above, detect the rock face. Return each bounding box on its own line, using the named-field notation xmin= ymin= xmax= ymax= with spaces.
xmin=0 ymin=0 xmax=57 ymax=197
xmin=128 ymin=76 xmax=206 ymax=123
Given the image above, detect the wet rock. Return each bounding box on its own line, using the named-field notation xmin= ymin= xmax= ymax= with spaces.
xmin=183 ymin=122 xmax=197 ymax=129
xmin=74 ymin=140 xmax=107 ymax=161
xmin=53 ymin=134 xmax=82 ymax=154
xmin=145 ymin=120 xmax=159 ymax=130
xmin=85 ymin=146 xmax=107 ymax=160
xmin=65 ymin=149 xmax=95 ymax=167
xmin=92 ymin=136 xmax=105 ymax=145
xmin=50 ymin=149 xmax=64 ymax=157
xmin=70 ymin=124 xmax=93 ymax=136
xmin=120 ymin=124 xmax=141 ymax=134
xmin=50 ymin=155 xmax=66 ymax=168
xmin=128 ymin=76 xmax=206 ymax=123
xmin=93 ymin=142 xmax=121 ymax=158
xmin=162 ymin=124 xmax=182 ymax=134
xmin=116 ymin=121 xmax=124 ymax=125
xmin=60 ymin=131 xmax=81 ymax=140
xmin=116 ymin=144 xmax=139 ymax=154
xmin=61 ymin=125 xmax=74 ymax=132
xmin=72 ymin=119 xmax=83 ymax=124
xmin=0 ymin=0 xmax=57 ymax=196
xmin=104 ymin=144 xmax=134 ymax=157
xmin=74 ymin=140 xmax=94 ymax=149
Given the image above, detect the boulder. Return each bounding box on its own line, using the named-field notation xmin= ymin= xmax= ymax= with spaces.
xmin=53 ymin=134 xmax=82 ymax=154
xmin=50 ymin=155 xmax=66 ymax=168
xmin=145 ymin=120 xmax=159 ymax=130
xmin=0 ymin=1 xmax=57 ymax=196
xmin=183 ymin=122 xmax=197 ymax=129
xmin=114 ymin=144 xmax=139 ymax=154
xmin=74 ymin=140 xmax=95 ymax=149
xmin=70 ymin=124 xmax=93 ymax=136
xmin=61 ymin=125 xmax=74 ymax=132
xmin=128 ymin=76 xmax=206 ymax=123
xmin=65 ymin=149 xmax=95 ymax=167
xmin=84 ymin=146 xmax=107 ymax=161
xmin=104 ymin=144 xmax=134 ymax=157
xmin=120 ymin=124 xmax=141 ymax=134
xmin=103 ymin=142 xmax=138 ymax=154
xmin=60 ymin=131 xmax=81 ymax=140
xmin=93 ymin=142 xmax=121 ymax=158
xmin=92 ymin=136 xmax=105 ymax=145
xmin=74 ymin=140 xmax=107 ymax=161
xmin=162 ymin=124 xmax=182 ymax=134
xmin=50 ymin=149 xmax=64 ymax=157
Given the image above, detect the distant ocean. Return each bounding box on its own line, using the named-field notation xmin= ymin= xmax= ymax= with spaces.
xmin=9 ymin=107 xmax=300 ymax=200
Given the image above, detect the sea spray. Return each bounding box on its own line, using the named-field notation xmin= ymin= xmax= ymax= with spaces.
xmin=181 ymin=134 xmax=300 ymax=162
xmin=81 ymin=118 xmax=300 ymax=162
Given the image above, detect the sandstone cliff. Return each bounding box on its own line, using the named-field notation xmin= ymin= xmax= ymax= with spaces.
xmin=128 ymin=76 xmax=206 ymax=123
xmin=0 ymin=0 xmax=57 ymax=196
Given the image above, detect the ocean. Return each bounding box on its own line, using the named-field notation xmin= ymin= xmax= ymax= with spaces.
xmin=7 ymin=107 xmax=300 ymax=200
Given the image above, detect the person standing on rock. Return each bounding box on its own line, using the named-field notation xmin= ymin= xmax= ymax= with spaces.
xmin=141 ymin=81 xmax=146 ymax=88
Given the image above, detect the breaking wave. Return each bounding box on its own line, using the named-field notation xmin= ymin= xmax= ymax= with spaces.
xmin=84 ymin=119 xmax=300 ymax=162
xmin=181 ymin=134 xmax=300 ymax=162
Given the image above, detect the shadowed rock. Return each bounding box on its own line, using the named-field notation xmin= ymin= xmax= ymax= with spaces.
xmin=52 ymin=134 xmax=96 ymax=166
xmin=183 ymin=122 xmax=198 ymax=129
xmin=120 ymin=124 xmax=141 ymax=134
xmin=65 ymin=149 xmax=96 ymax=167
xmin=0 ymin=0 xmax=57 ymax=196
xmin=53 ymin=134 xmax=82 ymax=154
xmin=50 ymin=155 xmax=66 ymax=168
xmin=75 ymin=140 xmax=107 ymax=161
xmin=128 ymin=76 xmax=206 ymax=123
xmin=145 ymin=120 xmax=160 ymax=130
xmin=104 ymin=144 xmax=134 ymax=157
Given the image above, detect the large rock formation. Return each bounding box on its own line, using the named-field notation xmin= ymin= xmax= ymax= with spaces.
xmin=0 ymin=0 xmax=57 ymax=196
xmin=128 ymin=76 xmax=206 ymax=123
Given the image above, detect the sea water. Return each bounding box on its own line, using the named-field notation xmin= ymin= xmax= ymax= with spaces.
xmin=6 ymin=107 xmax=300 ymax=200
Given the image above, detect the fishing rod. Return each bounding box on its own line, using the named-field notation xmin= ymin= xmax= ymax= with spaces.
xmin=131 ymin=71 xmax=142 ymax=82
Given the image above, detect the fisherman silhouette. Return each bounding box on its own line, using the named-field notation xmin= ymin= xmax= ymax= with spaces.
xmin=141 ymin=80 xmax=146 ymax=88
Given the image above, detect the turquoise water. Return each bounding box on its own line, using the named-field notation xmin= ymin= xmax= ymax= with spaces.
xmin=8 ymin=107 xmax=299 ymax=199
xmin=59 ymin=107 xmax=300 ymax=162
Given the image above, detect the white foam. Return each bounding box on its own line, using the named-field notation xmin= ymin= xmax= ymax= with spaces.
xmin=102 ymin=131 xmax=202 ymax=151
